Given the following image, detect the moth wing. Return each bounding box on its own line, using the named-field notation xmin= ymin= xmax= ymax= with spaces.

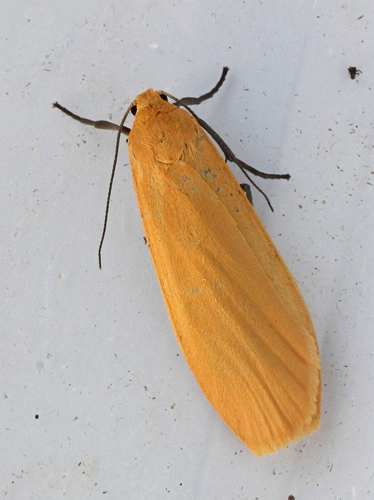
xmin=128 ymin=96 xmax=320 ymax=455
xmin=129 ymin=151 xmax=320 ymax=456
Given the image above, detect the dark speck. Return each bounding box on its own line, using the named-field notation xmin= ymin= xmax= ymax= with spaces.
xmin=348 ymin=66 xmax=362 ymax=80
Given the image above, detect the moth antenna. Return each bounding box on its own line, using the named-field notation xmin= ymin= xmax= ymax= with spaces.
xmin=177 ymin=66 xmax=230 ymax=106
xmin=98 ymin=101 xmax=134 ymax=269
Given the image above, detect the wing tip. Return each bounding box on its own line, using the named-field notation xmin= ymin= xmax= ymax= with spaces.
xmin=246 ymin=372 xmax=322 ymax=457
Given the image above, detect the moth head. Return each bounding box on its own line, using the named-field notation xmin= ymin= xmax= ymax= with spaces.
xmin=134 ymin=89 xmax=171 ymax=114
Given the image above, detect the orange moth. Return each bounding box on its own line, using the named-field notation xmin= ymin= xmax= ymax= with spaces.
xmin=54 ymin=68 xmax=321 ymax=456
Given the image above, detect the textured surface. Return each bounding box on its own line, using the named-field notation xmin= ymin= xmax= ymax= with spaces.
xmin=1 ymin=0 xmax=374 ymax=498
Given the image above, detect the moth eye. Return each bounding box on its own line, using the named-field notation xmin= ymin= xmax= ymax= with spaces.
xmin=160 ymin=94 xmax=168 ymax=102
xmin=131 ymin=105 xmax=137 ymax=116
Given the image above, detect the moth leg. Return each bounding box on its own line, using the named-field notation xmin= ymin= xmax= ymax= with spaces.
xmin=178 ymin=67 xmax=229 ymax=106
xmin=240 ymin=183 xmax=253 ymax=205
xmin=53 ymin=102 xmax=131 ymax=136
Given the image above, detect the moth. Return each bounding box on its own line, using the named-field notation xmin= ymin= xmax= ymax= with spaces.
xmin=54 ymin=68 xmax=321 ymax=455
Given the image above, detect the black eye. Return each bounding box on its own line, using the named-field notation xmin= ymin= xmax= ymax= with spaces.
xmin=160 ymin=94 xmax=168 ymax=102
xmin=131 ymin=105 xmax=137 ymax=116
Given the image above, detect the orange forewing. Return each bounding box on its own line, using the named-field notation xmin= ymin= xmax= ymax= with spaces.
xmin=128 ymin=90 xmax=321 ymax=456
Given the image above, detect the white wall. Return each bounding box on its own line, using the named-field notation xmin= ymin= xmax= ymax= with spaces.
xmin=1 ymin=1 xmax=373 ymax=499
